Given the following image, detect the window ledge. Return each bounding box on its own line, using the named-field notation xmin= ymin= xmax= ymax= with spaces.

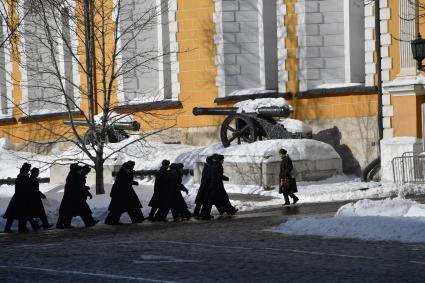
xmin=296 ymin=86 xmax=377 ymax=98
xmin=114 ymin=100 xmax=183 ymax=112
xmin=0 ymin=117 xmax=17 ymax=125
xmin=19 ymin=110 xmax=83 ymax=122
xmin=215 ymin=92 xmax=292 ymax=103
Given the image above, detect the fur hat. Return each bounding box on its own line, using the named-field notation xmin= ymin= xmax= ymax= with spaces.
xmin=21 ymin=162 xmax=31 ymax=172
xmin=279 ymin=148 xmax=287 ymax=155
xmin=161 ymin=159 xmax=170 ymax=167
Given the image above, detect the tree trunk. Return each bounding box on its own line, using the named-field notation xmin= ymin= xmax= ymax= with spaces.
xmin=95 ymin=160 xmax=105 ymax=195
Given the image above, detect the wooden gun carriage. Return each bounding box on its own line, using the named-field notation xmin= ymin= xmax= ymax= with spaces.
xmin=193 ymin=106 xmax=311 ymax=148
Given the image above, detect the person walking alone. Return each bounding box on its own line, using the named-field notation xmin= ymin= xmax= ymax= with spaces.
xmin=279 ymin=148 xmax=299 ymax=205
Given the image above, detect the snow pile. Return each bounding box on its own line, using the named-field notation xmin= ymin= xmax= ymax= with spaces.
xmin=0 ymin=138 xmax=54 ymax=179
xmin=93 ymin=111 xmax=134 ymax=125
xmin=274 ymin=198 xmax=425 ymax=243
xmin=385 ymin=74 xmax=425 ymax=87
xmin=55 ymin=137 xmax=204 ymax=171
xmin=227 ymin=88 xmax=276 ymax=97
xmin=277 ymin=118 xmax=312 ymax=134
xmin=195 ymin=139 xmax=340 ymax=163
xmin=315 ymin=83 xmax=362 ymax=89
xmin=234 ymin=98 xmax=292 ymax=113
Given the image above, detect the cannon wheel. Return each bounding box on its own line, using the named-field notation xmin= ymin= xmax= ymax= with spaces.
xmin=220 ymin=114 xmax=257 ymax=147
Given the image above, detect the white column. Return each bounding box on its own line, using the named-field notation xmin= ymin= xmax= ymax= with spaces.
xmin=398 ymin=0 xmax=418 ymax=77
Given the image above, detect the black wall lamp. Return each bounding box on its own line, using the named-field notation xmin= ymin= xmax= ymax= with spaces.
xmin=412 ymin=34 xmax=425 ymax=70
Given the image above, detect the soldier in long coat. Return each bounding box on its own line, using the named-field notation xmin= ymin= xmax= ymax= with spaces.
xmin=147 ymin=159 xmax=170 ymax=221
xmin=56 ymin=164 xmax=81 ymax=229
xmin=3 ymin=163 xmax=40 ymax=232
xmin=28 ymin=168 xmax=52 ymax=230
xmin=160 ymin=163 xmax=190 ymax=222
xmin=193 ymin=156 xmax=213 ymax=218
xmin=105 ymin=161 xmax=144 ymax=225
xmin=78 ymin=165 xmax=98 ymax=227
xmin=279 ymin=148 xmax=299 ymax=205
xmin=200 ymin=155 xmax=237 ymax=219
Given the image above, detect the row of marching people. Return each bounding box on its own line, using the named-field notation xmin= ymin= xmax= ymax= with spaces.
xmin=2 ymin=154 xmax=237 ymax=232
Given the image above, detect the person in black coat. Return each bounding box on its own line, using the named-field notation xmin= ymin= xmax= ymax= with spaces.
xmin=78 ymin=165 xmax=98 ymax=227
xmin=57 ymin=164 xmax=97 ymax=228
xmin=28 ymin=168 xmax=53 ymax=230
xmin=278 ymin=148 xmax=299 ymax=205
xmin=200 ymin=154 xmax=237 ymax=219
xmin=193 ymin=156 xmax=213 ymax=217
xmin=105 ymin=161 xmax=144 ymax=225
xmin=147 ymin=159 xmax=170 ymax=221
xmin=158 ymin=163 xmax=190 ymax=222
xmin=56 ymin=164 xmax=81 ymax=229
xmin=3 ymin=163 xmax=40 ymax=232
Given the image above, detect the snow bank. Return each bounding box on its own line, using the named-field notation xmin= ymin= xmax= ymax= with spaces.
xmin=277 ymin=118 xmax=312 ymax=134
xmin=195 ymin=139 xmax=340 ymax=163
xmin=227 ymin=88 xmax=276 ymax=97
xmin=234 ymin=98 xmax=292 ymax=113
xmin=384 ymin=74 xmax=425 ymax=87
xmin=274 ymin=198 xmax=425 ymax=243
xmin=315 ymin=83 xmax=362 ymax=89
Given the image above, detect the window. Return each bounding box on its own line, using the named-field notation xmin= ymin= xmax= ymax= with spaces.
xmin=118 ymin=0 xmax=179 ymax=105
xmin=214 ymin=0 xmax=280 ymax=97
xmin=296 ymin=0 xmax=365 ymax=91
xmin=0 ymin=16 xmax=12 ymax=117
xmin=21 ymin=1 xmax=78 ymax=115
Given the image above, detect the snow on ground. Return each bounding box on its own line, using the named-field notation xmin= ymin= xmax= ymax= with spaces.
xmin=273 ymin=198 xmax=425 ymax=243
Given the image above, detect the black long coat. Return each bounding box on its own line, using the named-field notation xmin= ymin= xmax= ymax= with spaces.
xmin=195 ymin=162 xmax=211 ymax=205
xmin=27 ymin=175 xmax=47 ymax=218
xmin=279 ymin=155 xmax=297 ymax=193
xmin=59 ymin=170 xmax=85 ymax=216
xmin=108 ymin=168 xmax=142 ymax=212
xmin=148 ymin=166 xmax=168 ymax=208
xmin=166 ymin=169 xmax=188 ymax=211
xmin=3 ymin=174 xmax=30 ymax=219
xmin=203 ymin=162 xmax=227 ymax=206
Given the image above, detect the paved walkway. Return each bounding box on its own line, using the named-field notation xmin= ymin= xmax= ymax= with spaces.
xmin=0 ymin=200 xmax=424 ymax=282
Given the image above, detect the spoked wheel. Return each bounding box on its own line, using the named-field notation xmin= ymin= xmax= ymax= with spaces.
xmin=220 ymin=114 xmax=257 ymax=147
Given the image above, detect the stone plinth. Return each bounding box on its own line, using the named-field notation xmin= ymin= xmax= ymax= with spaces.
xmin=193 ymin=139 xmax=342 ymax=187
xmin=380 ymin=137 xmax=422 ymax=183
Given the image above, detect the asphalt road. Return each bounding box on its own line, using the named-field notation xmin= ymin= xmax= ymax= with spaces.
xmin=0 ymin=201 xmax=424 ymax=283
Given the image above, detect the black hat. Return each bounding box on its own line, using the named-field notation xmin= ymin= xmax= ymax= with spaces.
xmin=176 ymin=163 xmax=184 ymax=169
xmin=30 ymin=167 xmax=39 ymax=174
xmin=123 ymin=161 xmax=135 ymax=169
xmin=279 ymin=148 xmax=287 ymax=155
xmin=161 ymin=159 xmax=170 ymax=166
xmin=70 ymin=163 xmax=80 ymax=171
xmin=21 ymin=162 xmax=31 ymax=172
xmin=169 ymin=163 xmax=177 ymax=169
xmin=206 ymin=156 xmax=213 ymax=163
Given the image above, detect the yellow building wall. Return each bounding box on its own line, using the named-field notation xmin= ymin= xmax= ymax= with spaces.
xmin=0 ymin=0 xmax=379 ymax=143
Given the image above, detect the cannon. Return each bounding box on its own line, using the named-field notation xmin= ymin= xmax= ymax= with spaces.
xmin=63 ymin=120 xmax=140 ymax=144
xmin=193 ymin=106 xmax=311 ymax=147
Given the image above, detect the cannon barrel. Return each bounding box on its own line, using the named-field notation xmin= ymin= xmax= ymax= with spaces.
xmin=193 ymin=107 xmax=238 ymax=116
xmin=63 ymin=120 xmax=140 ymax=131
xmin=193 ymin=106 xmax=292 ymax=117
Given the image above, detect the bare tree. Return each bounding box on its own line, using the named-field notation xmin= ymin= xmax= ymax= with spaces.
xmin=1 ymin=0 xmax=180 ymax=194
